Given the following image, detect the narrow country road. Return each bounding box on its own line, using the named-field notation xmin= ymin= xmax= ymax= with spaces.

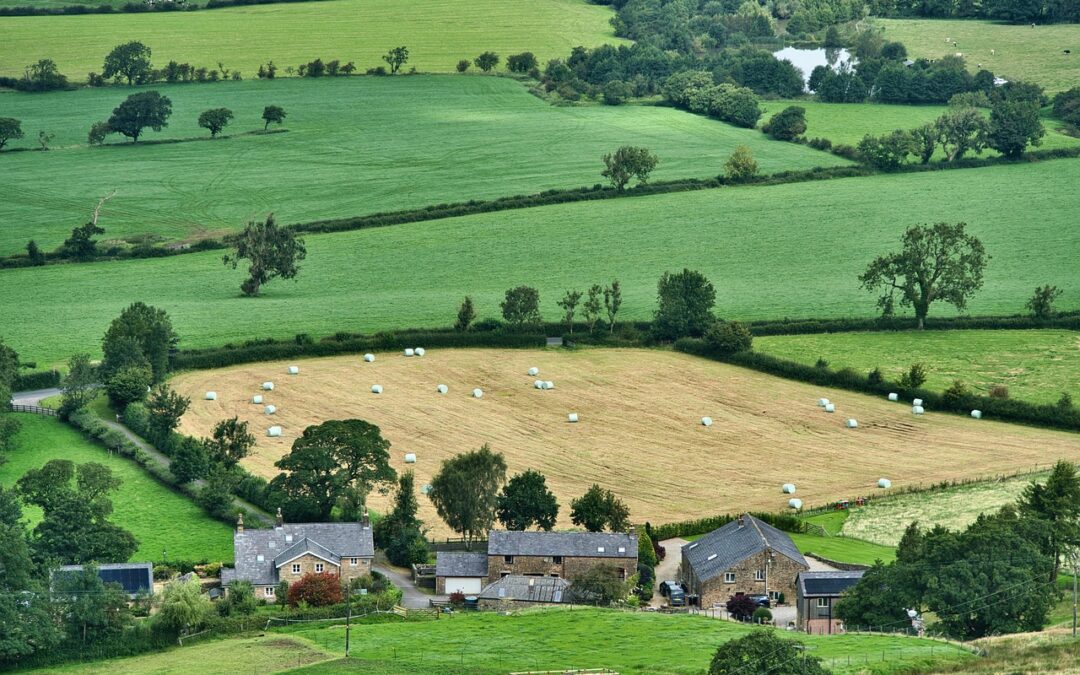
xmin=651 ymin=537 xmax=688 ymax=607
xmin=374 ymin=563 xmax=437 ymax=609
xmin=10 ymin=387 xmax=62 ymax=406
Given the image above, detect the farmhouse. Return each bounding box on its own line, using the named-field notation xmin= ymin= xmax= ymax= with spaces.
xmin=53 ymin=563 xmax=154 ymax=599
xmin=477 ymin=575 xmax=574 ymax=609
xmin=221 ymin=510 xmax=374 ymax=599
xmin=796 ymin=570 xmax=865 ymax=635
xmin=681 ymin=514 xmax=808 ymax=607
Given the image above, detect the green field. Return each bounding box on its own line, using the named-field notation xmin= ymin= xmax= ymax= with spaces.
xmin=0 ymin=76 xmax=847 ymax=255
xmin=756 ymin=329 xmax=1080 ymax=405
xmin=282 ymin=608 xmax=969 ymax=673
xmin=2 ymin=158 xmax=1079 ymax=367
xmin=1 ymin=414 xmax=234 ymax=562
xmin=879 ymin=18 xmax=1080 ymax=93
xmin=0 ymin=0 xmax=624 ymax=78
xmin=760 ymin=98 xmax=1080 ymax=149
xmin=683 ymin=528 xmax=895 ymax=566
xmin=842 ymin=473 xmax=1046 ymax=547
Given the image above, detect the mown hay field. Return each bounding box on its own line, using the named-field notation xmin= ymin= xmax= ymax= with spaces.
xmin=171 ymin=349 xmax=1080 ymax=537
xmin=0 ymin=75 xmax=847 ymax=255
xmin=756 ymin=329 xmax=1080 ymax=405
xmin=0 ymin=0 xmax=623 ymax=77
xmin=3 ymin=159 xmax=1079 ymax=368
xmin=879 ymin=18 xmax=1080 ymax=93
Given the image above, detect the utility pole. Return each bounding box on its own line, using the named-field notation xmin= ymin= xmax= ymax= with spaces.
xmin=345 ymin=580 xmax=352 ymax=657
xmin=1072 ymin=552 xmax=1077 ymax=639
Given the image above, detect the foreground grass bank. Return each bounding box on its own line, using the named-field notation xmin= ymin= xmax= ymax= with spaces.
xmin=0 ymin=76 xmax=846 ymax=254
xmin=2 ymin=158 xmax=1078 ymax=366
xmin=0 ymin=0 xmax=623 ymax=78
xmin=756 ymin=329 xmax=1080 ymax=405
xmin=1 ymin=415 xmax=233 ymax=562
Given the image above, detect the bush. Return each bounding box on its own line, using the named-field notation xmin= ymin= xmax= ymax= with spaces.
xmin=13 ymin=369 xmax=61 ymax=391
xmin=704 ymin=321 xmax=753 ymax=354
xmin=752 ymin=606 xmax=773 ymax=623
xmin=286 ymin=572 xmax=343 ymax=607
xmin=867 ymin=367 xmax=884 ymax=385
xmin=942 ymin=380 xmax=973 ymax=407
xmin=726 ymin=594 xmax=757 ymax=620
xmin=761 ymin=106 xmax=807 ymax=141
xmin=989 ymin=384 xmax=1009 ymax=399
xmin=897 ymin=363 xmax=927 ymax=390
xmin=106 ymin=366 xmax=152 ymax=407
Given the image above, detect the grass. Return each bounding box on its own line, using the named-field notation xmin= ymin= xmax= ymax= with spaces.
xmin=169 ymin=348 xmax=1080 ymax=538
xmin=917 ymin=629 xmax=1080 ymax=673
xmin=278 ymin=607 xmax=971 ymax=674
xmin=1 ymin=414 xmax=234 ymax=562
xmin=3 ymin=158 xmax=1080 ymax=368
xmin=684 ymin=527 xmax=895 ymax=566
xmin=33 ymin=634 xmax=336 ymax=673
xmin=0 ymin=75 xmax=847 ymax=255
xmin=0 ymin=0 xmax=624 ymax=77
xmin=841 ymin=472 xmax=1047 ymax=547
xmin=802 ymin=508 xmax=850 ymax=536
xmin=755 ymin=329 xmax=1080 ymax=406
xmin=878 ymin=18 xmax=1080 ymax=93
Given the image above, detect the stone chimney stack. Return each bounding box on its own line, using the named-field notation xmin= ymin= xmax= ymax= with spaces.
xmin=362 ymin=506 xmax=370 ymax=527
xmin=737 ymin=515 xmax=744 ymax=528
xmin=275 ymin=507 xmax=284 ymax=528
xmin=236 ymin=513 xmax=244 ymax=533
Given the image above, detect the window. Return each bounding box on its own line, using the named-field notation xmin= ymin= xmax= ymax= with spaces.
xmin=504 ymin=555 xmax=514 ymax=564
xmin=618 ymin=547 xmax=626 ymax=553
xmin=265 ymin=586 xmax=275 ymax=597
xmin=315 ymin=563 xmax=324 ymax=573
xmin=754 ymin=570 xmax=765 ymax=581
xmin=292 ymin=564 xmax=301 ymax=574
xmin=552 ymin=556 xmax=563 ymax=564
xmin=817 ymin=598 xmax=830 ymax=608
xmin=769 ymin=591 xmax=780 ymax=600
xmin=619 ymin=568 xmax=626 ymax=580
xmin=350 ymin=558 xmax=358 ymax=566
xmin=597 ymin=547 xmax=605 ymax=553
xmin=724 ymin=572 xmax=736 ymax=583
xmin=500 ymin=572 xmax=510 ymax=578
xmin=285 ymin=534 xmax=293 ymax=543
xmin=256 ymin=555 xmax=264 ymax=562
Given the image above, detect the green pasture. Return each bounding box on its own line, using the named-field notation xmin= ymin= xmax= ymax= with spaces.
xmin=281 ymin=607 xmax=969 ymax=674
xmin=2 ymin=159 xmax=1079 ymax=367
xmin=0 ymin=0 xmax=623 ymax=77
xmin=0 ymin=414 xmax=234 ymax=562
xmin=0 ymin=75 xmax=846 ymax=255
xmin=759 ymin=98 xmax=1080 ymax=149
xmin=683 ymin=526 xmax=895 ymax=566
xmin=842 ymin=472 xmax=1046 ymax=547
xmin=878 ymin=18 xmax=1080 ymax=93
xmin=756 ymin=329 xmax=1080 ymax=405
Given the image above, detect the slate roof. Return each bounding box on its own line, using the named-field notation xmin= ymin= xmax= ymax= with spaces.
xmin=682 ymin=514 xmax=808 ymax=583
xmin=798 ymin=571 xmax=865 ymax=597
xmin=231 ymin=523 xmax=373 ymax=586
xmin=54 ymin=563 xmax=154 ymax=597
xmin=436 ymin=551 xmax=489 ymax=577
xmin=274 ymin=537 xmax=341 ymax=567
xmin=487 ymin=531 xmax=638 ymax=559
xmin=478 ymin=575 xmax=573 ymax=603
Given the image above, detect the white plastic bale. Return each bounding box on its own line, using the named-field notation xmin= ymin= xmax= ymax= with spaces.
xmin=264 ymin=405 xmax=276 ymax=415
xmin=971 ymin=410 xmax=982 ymax=419
xmin=534 ymin=380 xmax=545 ymax=389
xmin=877 ymin=478 xmax=892 ymax=489
xmin=888 ymin=393 xmax=899 ymax=402
xmin=568 ymin=413 xmax=579 ymax=423
xmin=544 ymin=381 xmax=555 ymax=390
xmin=252 ymin=395 xmax=263 ymax=404
xmin=824 ymin=403 xmax=836 ymax=413
xmin=363 ymin=354 xmax=375 ymax=363
xmin=473 ymin=388 xmax=484 ymax=398
xmin=267 ymin=426 xmax=282 ymax=437
xmin=912 ymin=405 xmax=925 ymax=415
xmin=404 ymin=348 xmax=414 ymax=357
xmin=415 ymin=347 xmax=425 ymax=357
xmin=846 ymin=419 xmax=858 ymax=428
xmin=371 ymin=385 xmax=383 ymax=394
xmin=818 ymin=398 xmax=830 ymax=407
xmin=528 ymin=367 xmax=539 ymax=376
xmin=913 ymin=398 xmax=924 ymax=407
xmin=701 ymin=416 xmax=713 ymax=427
xmin=288 ymin=366 xmax=299 ymax=375
xmin=204 ymin=391 xmax=217 ymax=401
xmin=782 ymin=483 xmax=796 ymax=494
xmin=437 ymin=384 xmax=449 ymax=394
xmin=262 ymin=382 xmax=274 ymax=391
xmin=788 ymin=498 xmax=803 ymax=510
xmin=404 ymin=453 xmax=417 ymax=463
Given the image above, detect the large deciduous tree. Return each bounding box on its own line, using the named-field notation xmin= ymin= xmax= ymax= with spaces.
xmin=53 ymin=564 xmax=131 ymax=645
xmin=197 ymin=107 xmax=234 ymax=138
xmin=428 ymin=444 xmax=507 ymax=548
xmin=935 ymin=106 xmax=988 ymax=161
xmin=0 ymin=486 xmax=60 ymax=662
xmin=374 ymin=472 xmax=428 ymax=566
xmin=223 ymin=214 xmax=307 ymax=297
xmin=101 ymin=301 xmax=177 ymax=383
xmin=208 ymin=417 xmax=255 ymax=469
xmin=652 ymin=268 xmax=717 ymax=340
xmin=146 ymin=384 xmax=190 ymax=445
xmin=102 ymin=41 xmax=153 ymax=85
xmin=0 ymin=117 xmax=24 ymax=151
xmin=474 ymin=51 xmax=500 ymax=72
xmin=382 ymin=46 xmax=409 ymax=74
xmin=261 ymin=105 xmax=287 ymax=130
xmin=557 ymin=290 xmax=582 ymax=334
xmin=107 ymin=91 xmax=172 ymax=143
xmin=497 ymin=469 xmax=559 ymax=531
xmin=269 ymin=419 xmax=396 ymax=521
xmin=500 ymin=286 xmax=541 ymax=329
xmin=601 ymin=145 xmax=658 ymax=191
xmin=709 ymin=631 xmax=828 ymax=675
xmin=987 ymin=100 xmax=1045 ymax=158
xmin=859 ymin=222 xmax=987 ymax=329
xmin=570 ymin=484 xmax=630 ymax=532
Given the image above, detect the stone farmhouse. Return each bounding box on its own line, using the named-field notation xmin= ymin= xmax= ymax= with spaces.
xmin=221 ymin=510 xmax=374 ymax=600
xmin=680 ymin=514 xmax=809 ymax=607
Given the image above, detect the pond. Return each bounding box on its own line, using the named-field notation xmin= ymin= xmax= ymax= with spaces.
xmin=773 ymin=47 xmax=855 ymax=91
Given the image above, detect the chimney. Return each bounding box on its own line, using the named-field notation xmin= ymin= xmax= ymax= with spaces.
xmin=362 ymin=506 xmax=370 ymax=527
xmin=275 ymin=507 xmax=284 ymax=528
xmin=236 ymin=513 xmax=244 ymax=533
xmin=737 ymin=515 xmax=744 ymax=528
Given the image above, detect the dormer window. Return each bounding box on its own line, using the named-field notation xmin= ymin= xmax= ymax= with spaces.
xmin=285 ymin=535 xmax=293 ymax=543
xmin=268 ymin=541 xmax=276 ymax=548
xmin=618 ymin=547 xmax=625 ymax=553
xmin=597 ymin=547 xmax=605 ymax=553
xmin=256 ymin=554 xmax=264 ymax=562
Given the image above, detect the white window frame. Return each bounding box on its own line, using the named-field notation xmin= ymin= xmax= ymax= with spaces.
xmin=292 ymin=563 xmax=301 ymax=574
xmin=265 ymin=586 xmax=275 ymax=597
xmin=817 ymin=597 xmax=830 ymax=608
xmin=754 ymin=570 xmax=765 ymax=581
xmin=769 ymin=590 xmax=780 ymax=600
xmin=724 ymin=572 xmax=736 ymax=583
xmin=350 ymin=558 xmax=358 ymax=566
xmin=315 ymin=563 xmax=324 ymax=573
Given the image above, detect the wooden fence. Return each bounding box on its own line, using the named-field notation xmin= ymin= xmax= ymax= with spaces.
xmin=7 ymin=404 xmax=58 ymax=417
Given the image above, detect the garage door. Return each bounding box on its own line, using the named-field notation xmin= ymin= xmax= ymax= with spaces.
xmin=444 ymin=577 xmax=483 ymax=594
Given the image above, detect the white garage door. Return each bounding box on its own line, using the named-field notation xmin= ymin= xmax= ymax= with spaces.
xmin=444 ymin=577 xmax=483 ymax=595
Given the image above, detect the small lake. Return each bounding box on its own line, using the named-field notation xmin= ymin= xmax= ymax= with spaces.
xmin=773 ymin=47 xmax=855 ymax=90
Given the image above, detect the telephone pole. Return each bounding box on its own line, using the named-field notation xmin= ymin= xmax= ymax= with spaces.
xmin=345 ymin=581 xmax=352 ymax=657
xmin=1072 ymin=553 xmax=1077 ymax=639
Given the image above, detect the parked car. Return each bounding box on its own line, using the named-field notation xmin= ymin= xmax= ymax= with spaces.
xmin=658 ymin=580 xmax=681 ymax=597
xmin=659 ymin=580 xmax=686 ymax=606
xmin=749 ymin=594 xmax=770 ymax=608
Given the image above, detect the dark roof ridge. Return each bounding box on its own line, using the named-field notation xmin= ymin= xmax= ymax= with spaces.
xmin=745 ymin=513 xmax=769 ymax=551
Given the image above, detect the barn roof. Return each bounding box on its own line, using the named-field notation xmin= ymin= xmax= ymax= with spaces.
xmin=682 ymin=514 xmax=807 ymax=583
xmin=436 ymin=552 xmax=489 ymax=577
xmin=488 ymin=531 xmax=637 ymax=559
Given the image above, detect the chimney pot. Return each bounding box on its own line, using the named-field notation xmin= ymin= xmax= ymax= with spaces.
xmin=275 ymin=507 xmax=284 ymax=528
xmin=236 ymin=513 xmax=245 ymax=533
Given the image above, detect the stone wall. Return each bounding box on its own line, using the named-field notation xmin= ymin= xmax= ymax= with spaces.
xmin=484 ymin=554 xmax=638 ymax=585
xmin=694 ymin=551 xmax=807 ymax=608
xmin=277 ymin=553 xmax=372 ymax=585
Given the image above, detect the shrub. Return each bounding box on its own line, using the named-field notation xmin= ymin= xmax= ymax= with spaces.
xmin=867 ymin=367 xmax=884 ymax=385
xmin=1058 ymin=393 xmax=1075 ymax=410
xmin=105 ymin=366 xmax=152 ymax=407
xmin=449 ymin=591 xmax=466 ymax=606
xmin=286 ymin=572 xmax=342 ymax=607
xmin=704 ymin=321 xmax=752 ymax=354
xmin=761 ymin=106 xmax=807 ymax=141
xmin=752 ymin=606 xmax=772 ymax=623
xmin=455 ymin=60 xmax=470 ymax=73
xmin=814 ymin=357 xmax=829 ymax=369
xmin=726 ymin=594 xmax=757 ymax=620
xmin=989 ymin=384 xmax=1009 ymax=399
xmin=942 ymin=379 xmax=973 ymax=406
xmin=897 ymin=363 xmax=927 ymax=389
xmin=723 ymin=144 xmax=758 ymax=182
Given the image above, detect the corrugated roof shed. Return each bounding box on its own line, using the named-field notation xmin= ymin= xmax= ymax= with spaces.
xmin=478 ymin=575 xmax=573 ymax=603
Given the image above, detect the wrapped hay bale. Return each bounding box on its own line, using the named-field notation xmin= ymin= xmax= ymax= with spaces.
xmin=534 ymin=380 xmax=545 ymax=389
xmin=472 ymin=388 xmax=484 ymax=398
xmin=788 ymin=498 xmax=803 ymax=510
xmin=288 ymin=366 xmax=299 ymax=375
xmin=363 ymin=354 xmax=375 ymax=363
xmin=701 ymin=416 xmax=713 ymax=427
xmin=404 ymin=348 xmax=415 ymax=357
xmin=912 ymin=398 xmax=924 ymax=407
xmin=415 ymin=347 xmax=425 ymax=357
xmin=818 ymin=398 xmax=830 ymax=407
xmin=846 ymin=419 xmax=858 ymax=428
xmin=528 ymin=367 xmax=539 ymax=376
xmin=264 ymin=405 xmax=276 ymax=415
xmin=824 ymin=403 xmax=835 ymax=413
xmin=888 ymin=393 xmax=899 ymax=402
xmin=877 ymin=478 xmax=892 ymax=488
xmin=544 ymin=381 xmax=555 ymax=390
xmin=568 ymin=413 xmax=579 ymax=423
xmin=782 ymin=483 xmax=796 ymax=494
xmin=437 ymin=384 xmax=448 ymax=394
xmin=267 ymin=426 xmax=282 ymax=437
xmin=204 ymin=391 xmax=217 ymax=401
xmin=371 ymin=385 xmax=383 ymax=394
xmin=912 ymin=405 xmax=925 ymax=415
xmin=262 ymin=382 xmax=274 ymax=391
xmin=252 ymin=395 xmax=263 ymax=404
xmin=971 ymin=410 xmax=982 ymax=419
xmin=404 ymin=453 xmax=417 ymax=463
